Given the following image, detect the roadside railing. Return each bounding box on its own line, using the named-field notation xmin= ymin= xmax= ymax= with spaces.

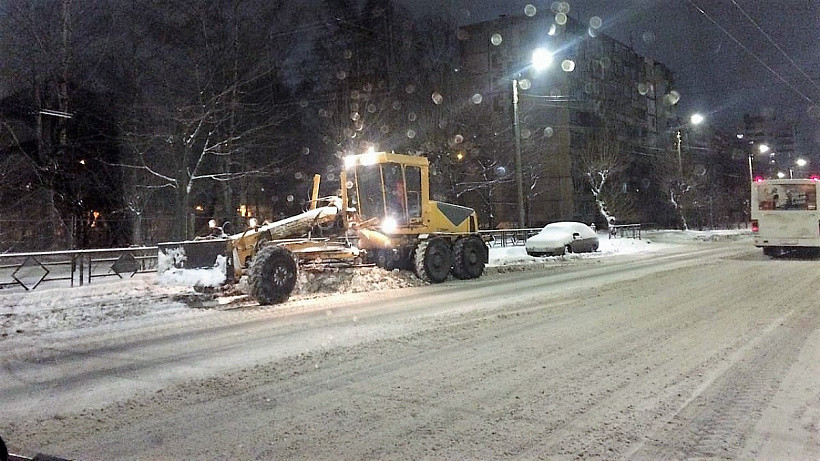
xmin=478 ymin=228 xmax=542 ymax=247
xmin=609 ymin=224 xmax=642 ymax=239
xmin=0 ymin=246 xmax=158 ymax=291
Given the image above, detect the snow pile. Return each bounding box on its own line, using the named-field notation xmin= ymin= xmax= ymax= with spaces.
xmin=1 ymin=277 xmax=193 ymax=339
xmin=295 ymin=265 xmax=425 ymax=297
xmin=646 ymin=229 xmax=752 ymax=244
xmin=157 ymin=251 xmax=228 ymax=288
xmin=488 ymin=230 xmax=669 ymax=267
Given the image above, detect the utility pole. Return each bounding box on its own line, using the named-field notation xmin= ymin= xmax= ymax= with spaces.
xmin=512 ymin=79 xmax=525 ymax=228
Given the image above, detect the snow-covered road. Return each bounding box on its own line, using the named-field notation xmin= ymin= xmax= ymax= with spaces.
xmin=2 ymin=231 xmax=818 ymax=460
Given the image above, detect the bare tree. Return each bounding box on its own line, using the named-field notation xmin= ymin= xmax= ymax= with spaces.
xmin=577 ymin=129 xmax=626 ymax=226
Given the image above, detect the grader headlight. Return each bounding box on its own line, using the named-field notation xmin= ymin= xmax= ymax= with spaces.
xmin=381 ymin=216 xmax=398 ymax=234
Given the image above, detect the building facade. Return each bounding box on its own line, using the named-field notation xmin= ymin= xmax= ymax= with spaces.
xmin=456 ymin=13 xmax=680 ymax=227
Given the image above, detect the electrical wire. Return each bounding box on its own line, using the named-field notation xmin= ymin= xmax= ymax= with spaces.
xmin=685 ymin=0 xmax=818 ymax=107
xmin=728 ymin=0 xmax=820 ymax=95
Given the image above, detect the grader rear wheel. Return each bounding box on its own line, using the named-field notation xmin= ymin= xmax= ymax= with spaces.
xmin=452 ymin=236 xmax=487 ymax=280
xmin=414 ymin=238 xmax=453 ymax=283
xmin=248 ymin=245 xmax=298 ymax=305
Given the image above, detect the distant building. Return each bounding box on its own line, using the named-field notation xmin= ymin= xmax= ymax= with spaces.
xmin=456 ymin=13 xmax=680 ymax=227
xmin=742 ymin=114 xmax=799 ymax=178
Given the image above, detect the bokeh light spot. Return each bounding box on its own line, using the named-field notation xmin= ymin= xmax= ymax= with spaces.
xmin=663 ymin=90 xmax=681 ymax=106
xmin=637 ymin=83 xmax=648 ymax=95
xmin=590 ymin=16 xmax=603 ymax=29
xmin=524 ymin=4 xmax=537 ymax=16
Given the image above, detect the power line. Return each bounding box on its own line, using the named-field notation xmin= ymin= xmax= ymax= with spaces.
xmin=728 ymin=0 xmax=820 ymax=96
xmin=685 ymin=0 xmax=818 ymax=108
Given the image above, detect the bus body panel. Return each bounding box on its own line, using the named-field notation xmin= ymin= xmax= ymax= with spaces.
xmin=751 ymin=179 xmax=820 ymax=250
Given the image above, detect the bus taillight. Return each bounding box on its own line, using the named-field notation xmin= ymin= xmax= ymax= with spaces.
xmin=752 ymin=220 xmax=759 ymax=233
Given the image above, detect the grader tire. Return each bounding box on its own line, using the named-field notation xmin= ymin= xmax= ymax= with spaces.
xmin=248 ymin=245 xmax=297 ymax=305
xmin=414 ymin=238 xmax=453 ymax=283
xmin=452 ymin=236 xmax=487 ymax=280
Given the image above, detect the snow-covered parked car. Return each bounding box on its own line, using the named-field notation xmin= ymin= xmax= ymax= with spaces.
xmin=525 ymin=221 xmax=599 ymax=256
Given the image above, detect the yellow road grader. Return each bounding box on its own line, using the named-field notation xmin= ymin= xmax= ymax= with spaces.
xmin=158 ymin=152 xmax=488 ymax=304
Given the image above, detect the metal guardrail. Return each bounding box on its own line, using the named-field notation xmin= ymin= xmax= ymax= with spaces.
xmin=609 ymin=224 xmax=642 ymax=239
xmin=478 ymin=228 xmax=543 ymax=247
xmin=0 ymin=246 xmax=158 ymax=291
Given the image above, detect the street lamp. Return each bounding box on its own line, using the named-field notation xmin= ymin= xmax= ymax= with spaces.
xmin=676 ymin=113 xmax=705 ymax=175
xmin=791 ymin=158 xmax=808 ymax=179
xmin=513 ymin=47 xmax=553 ymax=228
xmin=748 ymin=143 xmax=770 ymax=181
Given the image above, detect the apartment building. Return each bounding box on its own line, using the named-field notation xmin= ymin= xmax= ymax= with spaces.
xmin=456 ymin=13 xmax=679 ymax=226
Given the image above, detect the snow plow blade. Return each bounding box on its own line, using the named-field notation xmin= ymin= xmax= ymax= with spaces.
xmin=157 ymin=239 xmax=233 ymax=287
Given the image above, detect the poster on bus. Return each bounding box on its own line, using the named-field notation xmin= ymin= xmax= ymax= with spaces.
xmin=756 ymin=183 xmax=817 ymax=211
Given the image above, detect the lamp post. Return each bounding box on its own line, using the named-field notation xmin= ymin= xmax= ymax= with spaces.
xmin=512 ymin=47 xmax=552 ymax=228
xmin=749 ymin=143 xmax=770 ymax=181
xmin=676 ymin=113 xmax=704 ymax=175
xmin=792 ymin=158 xmax=808 ymax=179
xmin=512 ymin=78 xmax=525 ymax=228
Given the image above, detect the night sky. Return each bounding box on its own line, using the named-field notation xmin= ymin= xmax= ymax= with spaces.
xmin=405 ymin=0 xmax=820 ymax=154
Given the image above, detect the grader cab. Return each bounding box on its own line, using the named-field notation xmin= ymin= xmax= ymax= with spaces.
xmin=158 ymin=152 xmax=487 ymax=304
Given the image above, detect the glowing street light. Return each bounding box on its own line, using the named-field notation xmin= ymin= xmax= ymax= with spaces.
xmin=513 ymin=47 xmax=553 ymax=227
xmin=531 ymin=48 xmax=553 ymax=72
xmin=791 ymin=158 xmax=808 ymax=179
xmin=749 ymin=143 xmax=772 ymax=181
xmin=676 ymin=113 xmax=706 ymax=175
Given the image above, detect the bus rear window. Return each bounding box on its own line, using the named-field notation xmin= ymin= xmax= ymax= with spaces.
xmin=757 ymin=184 xmax=817 ymax=211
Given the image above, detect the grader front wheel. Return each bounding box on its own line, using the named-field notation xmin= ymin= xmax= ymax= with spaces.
xmin=414 ymin=238 xmax=453 ymax=283
xmin=248 ymin=245 xmax=298 ymax=305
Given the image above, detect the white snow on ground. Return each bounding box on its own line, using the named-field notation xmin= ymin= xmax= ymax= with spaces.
xmin=0 ymin=230 xmax=750 ymax=341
